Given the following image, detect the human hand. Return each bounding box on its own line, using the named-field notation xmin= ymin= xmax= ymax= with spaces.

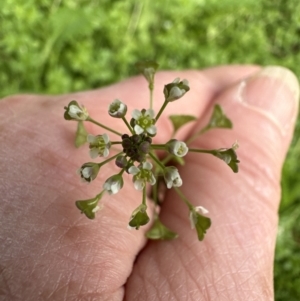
xmin=0 ymin=65 xmax=298 ymax=300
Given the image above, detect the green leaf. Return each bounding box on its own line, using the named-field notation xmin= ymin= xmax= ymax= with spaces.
xmin=129 ymin=204 xmax=150 ymax=229
xmin=205 ymin=104 xmax=233 ymax=132
xmin=213 ymin=148 xmax=240 ymax=173
xmin=75 ymin=121 xmax=88 ymax=148
xmin=193 ymin=212 xmax=211 ymax=241
xmin=146 ymin=218 xmax=178 ymax=240
xmin=169 ymin=115 xmax=197 ymax=133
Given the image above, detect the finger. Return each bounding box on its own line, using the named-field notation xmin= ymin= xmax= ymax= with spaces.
xmin=125 ymin=66 xmax=299 ymax=300
xmin=0 ymin=95 xmax=150 ymax=300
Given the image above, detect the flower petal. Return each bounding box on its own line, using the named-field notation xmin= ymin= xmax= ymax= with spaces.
xmin=145 ymin=109 xmax=155 ymax=118
xmin=89 ymin=148 xmax=99 ymax=159
xmin=131 ymin=109 xmax=142 ymax=120
xmin=146 ymin=125 xmax=157 ymax=135
xmin=128 ymin=166 xmax=140 ymax=175
xmin=102 ymin=133 xmax=110 ymax=144
xmin=134 ymin=124 xmax=144 ymax=134
xmin=87 ymin=134 xmax=96 ymax=143
xmin=103 ymin=148 xmax=109 ymax=158
xmin=133 ymin=179 xmax=145 ymax=190
xmin=143 ymin=161 xmax=153 ymax=170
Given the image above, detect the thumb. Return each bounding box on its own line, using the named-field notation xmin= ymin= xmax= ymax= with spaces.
xmin=125 ymin=66 xmax=299 ymax=300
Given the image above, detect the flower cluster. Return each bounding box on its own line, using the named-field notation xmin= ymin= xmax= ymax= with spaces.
xmin=64 ymin=61 xmax=239 ymax=241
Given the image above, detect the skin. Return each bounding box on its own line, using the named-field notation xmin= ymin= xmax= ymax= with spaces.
xmin=0 ymin=65 xmax=298 ymax=301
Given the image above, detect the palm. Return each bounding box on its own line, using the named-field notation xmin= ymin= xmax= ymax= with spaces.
xmin=0 ymin=66 xmax=297 ymax=300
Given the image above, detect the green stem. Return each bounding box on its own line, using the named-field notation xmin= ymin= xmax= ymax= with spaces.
xmin=155 ymin=100 xmax=168 ymax=123
xmin=149 ymin=83 xmax=154 ymax=110
xmin=152 ymin=180 xmax=159 ymax=205
xmin=161 ymin=154 xmax=173 ymax=165
xmin=111 ymin=141 xmax=123 ymax=145
xmin=174 ymin=187 xmax=193 ymax=210
xmin=87 ymin=117 xmax=122 ymax=136
xmin=149 ymin=151 xmax=165 ymax=171
xmin=119 ymin=166 xmax=127 ymax=176
xmin=188 ymin=148 xmax=216 ymax=155
xmin=142 ymin=186 xmax=147 ymax=206
xmin=186 ymin=126 xmax=209 ymax=145
xmin=151 ymin=144 xmax=166 ymax=150
xmin=96 ymin=189 xmax=106 ymax=201
xmin=122 ymin=116 xmax=134 ymax=134
xmin=99 ymin=152 xmax=123 ymax=167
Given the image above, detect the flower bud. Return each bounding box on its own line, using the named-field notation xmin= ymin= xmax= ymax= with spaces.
xmin=64 ymin=100 xmax=89 ymax=121
xmin=108 ymin=99 xmax=127 ymax=118
xmin=163 ymin=166 xmax=182 ymax=189
xmin=139 ymin=141 xmax=151 ymax=154
xmin=103 ymin=174 xmax=124 ymax=195
xmin=166 ymin=139 xmax=189 ymax=157
xmin=163 ymin=78 xmax=190 ymax=102
xmin=77 ymin=162 xmax=100 ymax=183
xmin=115 ymin=155 xmax=128 ymax=168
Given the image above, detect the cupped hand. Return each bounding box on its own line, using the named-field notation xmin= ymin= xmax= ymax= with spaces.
xmin=0 ymin=65 xmax=298 ymax=301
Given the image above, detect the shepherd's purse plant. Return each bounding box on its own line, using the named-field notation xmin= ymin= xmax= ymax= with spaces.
xmin=64 ymin=61 xmax=239 ymax=241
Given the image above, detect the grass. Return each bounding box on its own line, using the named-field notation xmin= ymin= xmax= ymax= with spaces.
xmin=1 ymin=0 xmax=300 ymax=299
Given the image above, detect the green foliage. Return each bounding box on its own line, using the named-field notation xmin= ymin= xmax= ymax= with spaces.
xmin=75 ymin=121 xmax=88 ymax=148
xmin=169 ymin=114 xmax=197 ymax=133
xmin=146 ymin=217 xmax=178 ymax=240
xmin=1 ymin=0 xmax=300 ymax=298
xmin=203 ymin=104 xmax=233 ymax=132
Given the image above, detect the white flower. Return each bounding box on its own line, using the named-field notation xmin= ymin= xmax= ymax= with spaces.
xmin=189 ymin=206 xmax=209 ymax=229
xmin=131 ymin=109 xmax=157 ymax=135
xmin=87 ymin=133 xmax=111 ymax=159
xmin=77 ymin=162 xmax=100 ymax=183
xmin=128 ymin=161 xmax=156 ymax=190
xmin=164 ymin=78 xmax=190 ymax=102
xmin=64 ymin=101 xmax=89 ymax=121
xmin=108 ymin=99 xmax=127 ymax=118
xmin=103 ymin=174 xmax=124 ymax=195
xmin=167 ymin=139 xmax=189 ymax=157
xmin=163 ymin=166 xmax=182 ymax=189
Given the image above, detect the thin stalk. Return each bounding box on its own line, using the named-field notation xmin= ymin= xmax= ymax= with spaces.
xmin=149 ymin=151 xmax=165 ymax=171
xmin=174 ymin=187 xmax=193 ymax=211
xmin=87 ymin=117 xmax=122 ymax=136
xmin=122 ymin=116 xmax=134 ymax=134
xmin=111 ymin=141 xmax=123 ymax=145
xmin=149 ymin=84 xmax=154 ymax=110
xmin=99 ymin=152 xmax=123 ymax=168
xmin=142 ymin=186 xmax=147 ymax=206
xmin=188 ymin=148 xmax=215 ymax=155
xmin=151 ymin=144 xmax=166 ymax=150
xmin=186 ymin=127 xmax=209 ymax=145
xmin=95 ymin=189 xmax=106 ymax=201
xmin=155 ymin=100 xmax=168 ymax=123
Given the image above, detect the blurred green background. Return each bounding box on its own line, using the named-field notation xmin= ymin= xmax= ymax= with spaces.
xmin=1 ymin=0 xmax=299 ymax=299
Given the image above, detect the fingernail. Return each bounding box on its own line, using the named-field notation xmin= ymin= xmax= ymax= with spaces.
xmin=238 ymin=66 xmax=299 ymax=134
